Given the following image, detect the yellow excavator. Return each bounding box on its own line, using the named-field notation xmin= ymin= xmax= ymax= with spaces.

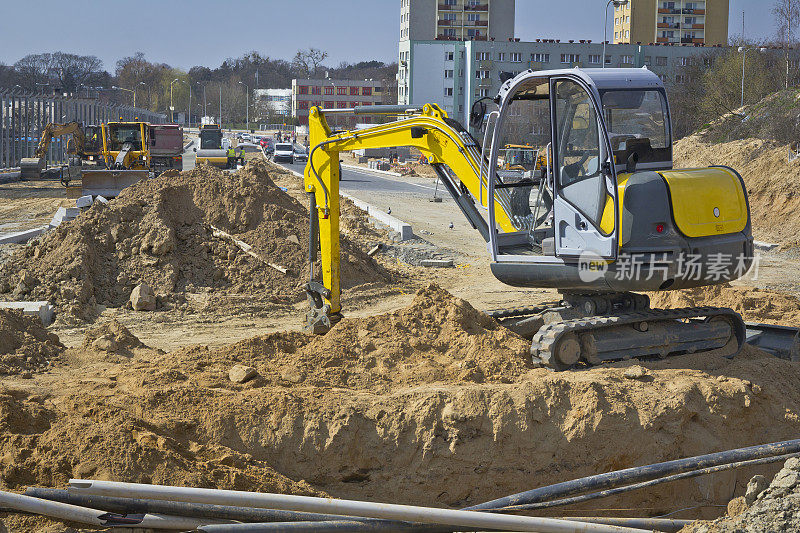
xmin=19 ymin=122 xmax=103 ymax=180
xmin=302 ymin=68 xmax=754 ymax=370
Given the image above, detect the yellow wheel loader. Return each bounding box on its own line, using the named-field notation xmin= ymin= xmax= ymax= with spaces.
xmin=302 ymin=68 xmax=754 ymax=370
xmin=80 ymin=121 xmax=151 ymax=197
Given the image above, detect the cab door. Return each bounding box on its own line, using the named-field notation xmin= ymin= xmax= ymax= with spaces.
xmin=550 ymin=78 xmax=618 ymax=259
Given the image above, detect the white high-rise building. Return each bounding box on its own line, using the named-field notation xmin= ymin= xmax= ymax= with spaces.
xmin=398 ymin=0 xmax=516 ymax=110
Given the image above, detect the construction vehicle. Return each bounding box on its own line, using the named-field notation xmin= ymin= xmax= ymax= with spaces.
xmin=80 ymin=121 xmax=151 ymax=197
xmin=195 ymin=124 xmax=238 ymax=169
xmin=19 ymin=122 xmax=103 ymax=180
xmin=149 ymin=124 xmax=184 ymax=175
xmin=302 ymin=68 xmax=754 ymax=370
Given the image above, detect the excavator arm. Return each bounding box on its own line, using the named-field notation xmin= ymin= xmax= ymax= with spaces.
xmin=303 ymin=103 xmax=522 ymax=332
xmin=34 ymin=122 xmax=88 ymax=159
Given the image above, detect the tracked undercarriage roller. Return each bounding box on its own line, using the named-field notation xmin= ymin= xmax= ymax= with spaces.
xmin=490 ymin=293 xmax=746 ymax=371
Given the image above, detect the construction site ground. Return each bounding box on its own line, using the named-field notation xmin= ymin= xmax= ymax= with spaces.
xmin=0 ymin=135 xmax=800 ymax=531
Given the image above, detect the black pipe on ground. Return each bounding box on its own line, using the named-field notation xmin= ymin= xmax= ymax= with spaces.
xmin=468 ymin=438 xmax=800 ymax=511
xmin=496 ymin=452 xmax=800 ymax=512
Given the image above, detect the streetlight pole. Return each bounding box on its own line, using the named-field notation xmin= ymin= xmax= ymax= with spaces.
xmin=170 ymin=78 xmax=179 ymax=122
xmin=139 ymin=81 xmax=148 ymax=109
xmin=604 ymin=0 xmax=629 ymax=69
xmin=238 ymin=81 xmax=249 ymax=131
xmin=738 ymin=47 xmax=767 ymax=108
xmin=219 ymin=84 xmax=223 ymax=127
xmin=112 ymin=86 xmax=135 ymax=107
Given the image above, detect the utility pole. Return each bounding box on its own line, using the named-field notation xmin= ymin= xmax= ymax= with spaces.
xmin=239 ymin=81 xmax=249 ymax=131
xmin=603 ymin=0 xmax=629 ymax=69
xmin=219 ymin=84 xmax=223 ymax=126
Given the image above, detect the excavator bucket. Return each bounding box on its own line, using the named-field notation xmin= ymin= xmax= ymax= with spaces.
xmin=80 ymin=169 xmax=148 ymax=198
xmin=19 ymin=158 xmax=44 ymax=179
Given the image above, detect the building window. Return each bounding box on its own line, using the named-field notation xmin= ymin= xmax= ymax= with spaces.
xmin=475 ymin=70 xmax=490 ymax=78
xmin=444 ymin=87 xmax=454 ymax=97
xmin=560 ymin=53 xmax=580 ymax=64
xmin=362 ymin=87 xmax=372 ymax=96
xmin=444 ymin=0 xmax=456 ymax=4
xmin=444 ymin=69 xmax=454 ymax=78
xmin=497 ymin=52 xmax=506 ymax=61
xmin=467 ymin=13 xmax=481 ymax=21
xmin=445 ymin=28 xmax=456 ymax=37
xmin=337 ymin=87 xmax=347 ymax=95
xmin=621 ymin=55 xmax=633 ymax=64
xmin=476 ymin=52 xmax=491 ymax=60
xmin=299 ymin=101 xmax=309 ymax=109
xmin=678 ymin=57 xmax=689 ymax=66
xmin=624 ymin=30 xmax=629 ymax=39
xmin=324 ymin=87 xmax=334 ymax=95
xmin=656 ymin=56 xmax=668 ymax=66
xmin=510 ymin=52 xmax=522 ymax=62
xmin=644 ymin=56 xmax=652 ymax=64
xmin=605 ymin=55 xmax=612 ymax=64
xmin=350 ymin=87 xmax=360 ymax=95
xmin=531 ymin=53 xmax=550 ymax=63
xmin=443 ymin=12 xmax=457 ymax=21
xmin=588 ymin=54 xmax=601 ymax=64
xmin=312 ymin=86 xmax=321 ymax=95
xmin=467 ymin=29 xmax=482 ymax=37
xmin=299 ymin=86 xmax=309 ymax=95
xmin=675 ymin=74 xmax=687 ymax=83
xmin=445 ymin=51 xmax=454 ymax=61
xmin=478 ymin=89 xmax=490 ymax=97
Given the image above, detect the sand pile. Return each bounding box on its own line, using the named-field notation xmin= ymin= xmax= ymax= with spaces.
xmin=673 ymin=136 xmax=800 ymax=246
xmin=0 ymin=309 xmax=62 ymax=375
xmin=648 ymin=284 xmax=800 ymax=326
xmin=0 ymin=160 xmax=388 ymax=321
xmin=171 ymin=284 xmax=532 ymax=392
xmin=683 ymin=457 xmax=800 ymax=532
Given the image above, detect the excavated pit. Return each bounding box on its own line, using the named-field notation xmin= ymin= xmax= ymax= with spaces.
xmin=1 ymin=285 xmax=800 ymax=533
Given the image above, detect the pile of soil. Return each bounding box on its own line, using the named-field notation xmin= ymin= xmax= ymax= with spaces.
xmin=683 ymin=457 xmax=800 ymax=532
xmin=170 ymin=283 xmax=532 ymax=392
xmin=648 ymin=284 xmax=800 ymax=325
xmin=673 ymin=136 xmax=800 ymax=246
xmin=0 ymin=309 xmax=62 ymax=375
xmin=0 ymin=160 xmax=389 ymax=321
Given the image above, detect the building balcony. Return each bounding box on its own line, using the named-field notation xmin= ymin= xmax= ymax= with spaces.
xmin=691 ymin=23 xmax=705 ymax=29
xmin=437 ymin=19 xmax=456 ymax=25
xmin=683 ymin=8 xmax=705 ymax=14
xmin=464 ymin=20 xmax=488 ymax=26
xmin=470 ymin=35 xmax=488 ymax=41
xmin=464 ymin=4 xmax=489 ymax=11
xmin=436 ymin=34 xmax=460 ymax=40
xmin=681 ymin=37 xmax=704 ymax=43
xmin=658 ymin=22 xmax=680 ymax=28
xmin=438 ymin=4 xmax=455 ymax=10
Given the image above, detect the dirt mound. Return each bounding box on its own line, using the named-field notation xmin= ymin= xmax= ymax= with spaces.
xmin=169 ymin=284 xmax=532 ymax=392
xmin=82 ymin=319 xmax=147 ymax=357
xmin=0 ymin=309 xmax=62 ymax=375
xmin=0 ymin=160 xmax=389 ymax=321
xmin=648 ymin=284 xmax=800 ymax=325
xmin=0 ymin=389 xmax=320 ymax=497
xmin=682 ymin=456 xmax=800 ymax=532
xmin=673 ymin=135 xmax=800 ymax=246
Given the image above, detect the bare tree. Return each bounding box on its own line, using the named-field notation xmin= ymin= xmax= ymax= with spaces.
xmin=291 ymin=48 xmax=329 ymax=78
xmin=773 ymin=0 xmax=800 ymax=88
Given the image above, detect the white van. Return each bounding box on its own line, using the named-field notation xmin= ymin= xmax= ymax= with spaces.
xmin=273 ymin=143 xmax=295 ymax=163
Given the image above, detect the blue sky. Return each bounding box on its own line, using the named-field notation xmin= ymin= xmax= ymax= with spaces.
xmin=0 ymin=0 xmax=775 ymax=71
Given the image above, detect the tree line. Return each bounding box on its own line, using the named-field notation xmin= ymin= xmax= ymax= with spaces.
xmin=0 ymin=49 xmax=398 ymax=126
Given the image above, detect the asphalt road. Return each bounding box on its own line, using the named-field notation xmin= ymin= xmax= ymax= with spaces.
xmin=277 ymin=160 xmax=443 ymax=199
xmin=182 ymin=139 xmax=197 ymax=171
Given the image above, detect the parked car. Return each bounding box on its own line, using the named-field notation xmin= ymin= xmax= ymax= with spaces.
xmin=273 ymin=143 xmax=296 ymax=163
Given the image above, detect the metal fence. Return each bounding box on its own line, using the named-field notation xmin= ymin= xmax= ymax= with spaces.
xmin=0 ymin=92 xmax=166 ymax=169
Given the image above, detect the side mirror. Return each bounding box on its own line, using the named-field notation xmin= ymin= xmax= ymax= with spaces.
xmin=470 ymin=98 xmax=488 ymax=130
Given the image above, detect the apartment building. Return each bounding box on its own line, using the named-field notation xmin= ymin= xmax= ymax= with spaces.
xmin=613 ymin=0 xmax=729 ymax=46
xmin=400 ymin=0 xmax=515 ymax=42
xmin=291 ymin=79 xmax=385 ymax=128
xmin=399 ymin=0 xmax=515 ymax=108
xmin=398 ymin=39 xmax=726 ymax=127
